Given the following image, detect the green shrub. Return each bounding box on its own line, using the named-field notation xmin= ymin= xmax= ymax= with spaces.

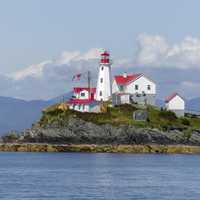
xmin=2 ymin=132 xmax=19 ymax=143
xmin=183 ymin=129 xmax=192 ymax=141
xmin=181 ymin=118 xmax=190 ymax=126
xmin=115 ymin=104 xmax=137 ymax=113
xmin=158 ymin=110 xmax=177 ymax=121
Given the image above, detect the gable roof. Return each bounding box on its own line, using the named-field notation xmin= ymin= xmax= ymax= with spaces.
xmin=114 ymin=73 xmax=143 ymax=85
xmin=73 ymin=87 xmax=96 ymax=93
xmin=165 ymin=92 xmax=184 ymax=103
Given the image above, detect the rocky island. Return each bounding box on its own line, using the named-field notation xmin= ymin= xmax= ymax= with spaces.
xmin=1 ymin=103 xmax=200 ymax=153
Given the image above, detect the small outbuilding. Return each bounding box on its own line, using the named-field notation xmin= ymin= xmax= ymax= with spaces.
xmin=165 ymin=92 xmax=185 ymax=117
xmin=68 ymin=87 xmax=101 ymax=113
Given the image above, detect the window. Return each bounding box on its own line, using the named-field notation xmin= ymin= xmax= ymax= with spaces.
xmin=100 ymin=91 xmax=102 ymax=96
xmin=83 ymin=105 xmax=85 ymax=110
xmin=119 ymin=85 xmax=124 ymax=91
xmin=136 ymin=93 xmax=141 ymax=97
xmin=78 ymin=105 xmax=81 ymax=110
xmin=147 ymin=85 xmax=151 ymax=90
xmin=80 ymin=92 xmax=85 ymax=97
xmin=135 ymin=85 xmax=139 ymax=90
xmin=100 ymin=78 xmax=103 ymax=83
xmin=101 ymin=67 xmax=104 ymax=71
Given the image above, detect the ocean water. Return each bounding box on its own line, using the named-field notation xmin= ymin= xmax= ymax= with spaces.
xmin=0 ymin=153 xmax=200 ymax=200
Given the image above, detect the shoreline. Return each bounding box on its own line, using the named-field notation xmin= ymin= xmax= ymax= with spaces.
xmin=0 ymin=143 xmax=200 ymax=154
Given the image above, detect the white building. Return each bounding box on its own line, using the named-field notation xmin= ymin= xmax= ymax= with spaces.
xmin=112 ymin=73 xmax=156 ymax=105
xmin=96 ymin=50 xmax=112 ymax=101
xmin=68 ymin=87 xmax=101 ymax=113
xmin=165 ymin=92 xmax=185 ymax=117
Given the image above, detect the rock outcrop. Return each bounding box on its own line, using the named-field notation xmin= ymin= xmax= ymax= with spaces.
xmin=15 ymin=117 xmax=200 ymax=145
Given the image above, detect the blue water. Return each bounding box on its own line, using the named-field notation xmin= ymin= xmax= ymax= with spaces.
xmin=0 ymin=153 xmax=200 ymax=200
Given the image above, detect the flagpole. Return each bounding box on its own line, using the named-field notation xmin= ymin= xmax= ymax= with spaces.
xmin=88 ymin=71 xmax=91 ymax=99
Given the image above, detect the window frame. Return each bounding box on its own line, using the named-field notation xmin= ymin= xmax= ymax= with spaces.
xmin=80 ymin=92 xmax=86 ymax=97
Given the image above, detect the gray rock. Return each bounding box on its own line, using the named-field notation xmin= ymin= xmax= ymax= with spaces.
xmin=9 ymin=117 xmax=200 ymax=145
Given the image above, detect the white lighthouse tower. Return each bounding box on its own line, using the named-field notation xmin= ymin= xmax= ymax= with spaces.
xmin=96 ymin=50 xmax=112 ymax=101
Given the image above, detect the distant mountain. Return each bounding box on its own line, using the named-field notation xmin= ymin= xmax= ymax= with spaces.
xmin=50 ymin=92 xmax=73 ymax=104
xmin=185 ymin=97 xmax=200 ymax=112
xmin=0 ymin=92 xmax=72 ymax=135
xmin=0 ymin=96 xmax=50 ymax=135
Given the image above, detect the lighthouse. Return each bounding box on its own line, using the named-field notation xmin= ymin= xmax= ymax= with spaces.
xmin=96 ymin=50 xmax=112 ymax=101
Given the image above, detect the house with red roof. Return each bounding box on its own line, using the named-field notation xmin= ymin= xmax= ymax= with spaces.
xmin=68 ymin=87 xmax=101 ymax=113
xmin=165 ymin=92 xmax=185 ymax=117
xmin=112 ymin=72 xmax=156 ymax=105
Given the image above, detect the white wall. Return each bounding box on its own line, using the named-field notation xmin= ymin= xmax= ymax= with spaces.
xmin=69 ymin=104 xmax=90 ymax=112
xmin=166 ymin=95 xmax=185 ymax=110
xmin=112 ymin=75 xmax=156 ymax=95
xmin=112 ymin=80 xmax=120 ymax=94
xmin=120 ymin=94 xmax=130 ymax=104
xmin=96 ymin=63 xmax=112 ymax=101
xmin=126 ymin=76 xmax=156 ymax=94
xmin=69 ymin=103 xmax=101 ymax=113
xmin=75 ymin=90 xmax=89 ymax=100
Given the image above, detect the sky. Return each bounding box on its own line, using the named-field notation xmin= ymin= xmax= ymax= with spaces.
xmin=0 ymin=0 xmax=200 ymax=100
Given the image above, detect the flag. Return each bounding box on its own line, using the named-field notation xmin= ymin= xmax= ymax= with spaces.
xmin=72 ymin=73 xmax=81 ymax=81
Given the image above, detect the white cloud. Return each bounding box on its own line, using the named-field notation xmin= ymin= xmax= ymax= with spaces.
xmin=12 ymin=60 xmax=52 ymax=80
xmin=135 ymin=33 xmax=200 ymax=69
xmin=181 ymin=81 xmax=200 ymax=89
xmin=56 ymin=48 xmax=101 ymax=65
xmin=11 ymin=48 xmax=101 ymax=81
xmin=1 ymin=39 xmax=200 ymax=100
xmin=56 ymin=51 xmax=80 ymax=65
xmin=4 ymin=48 xmax=103 ymax=99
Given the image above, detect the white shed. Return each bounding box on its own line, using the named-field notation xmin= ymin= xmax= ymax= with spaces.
xmin=165 ymin=92 xmax=185 ymax=117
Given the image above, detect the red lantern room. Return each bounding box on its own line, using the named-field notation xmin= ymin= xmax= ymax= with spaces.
xmin=100 ymin=50 xmax=110 ymax=64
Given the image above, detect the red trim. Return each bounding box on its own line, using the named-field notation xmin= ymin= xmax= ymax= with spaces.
xmin=114 ymin=73 xmax=143 ymax=85
xmin=73 ymin=87 xmax=96 ymax=93
xmin=101 ymin=52 xmax=109 ymax=56
xmin=100 ymin=59 xmax=109 ymax=63
xmin=68 ymin=99 xmax=95 ymax=105
xmin=165 ymin=92 xmax=179 ymax=103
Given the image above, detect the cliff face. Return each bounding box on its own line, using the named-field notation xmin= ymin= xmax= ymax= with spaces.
xmin=19 ymin=117 xmax=200 ymax=145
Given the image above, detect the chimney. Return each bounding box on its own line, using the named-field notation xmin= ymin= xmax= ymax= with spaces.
xmin=123 ymin=72 xmax=127 ymax=78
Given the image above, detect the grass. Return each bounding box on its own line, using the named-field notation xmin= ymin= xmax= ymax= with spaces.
xmin=38 ymin=103 xmax=200 ymax=131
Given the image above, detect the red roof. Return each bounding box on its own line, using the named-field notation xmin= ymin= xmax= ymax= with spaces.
xmin=73 ymin=87 xmax=96 ymax=94
xmin=68 ymin=99 xmax=95 ymax=105
xmin=114 ymin=73 xmax=143 ymax=85
xmin=101 ymin=52 xmax=109 ymax=56
xmin=165 ymin=92 xmax=179 ymax=103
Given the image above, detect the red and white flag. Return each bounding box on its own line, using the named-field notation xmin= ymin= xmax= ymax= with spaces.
xmin=72 ymin=73 xmax=82 ymax=81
